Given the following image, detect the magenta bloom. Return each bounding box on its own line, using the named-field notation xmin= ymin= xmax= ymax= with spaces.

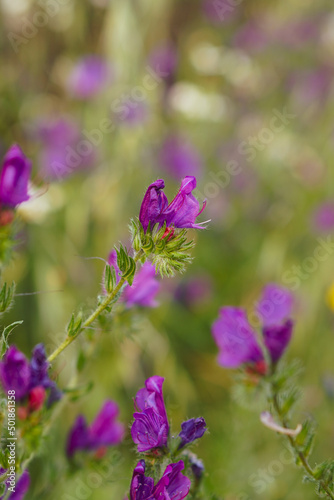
xmin=202 ymin=0 xmax=237 ymax=24
xmin=139 ymin=177 xmax=206 ymax=233
xmin=212 ymin=307 xmax=263 ymax=369
xmin=233 ymin=22 xmax=269 ymax=52
xmin=212 ymin=284 xmax=294 ymax=369
xmin=0 ymin=145 xmax=31 ymax=207
xmin=131 ymin=376 xmax=169 ymax=453
xmin=66 ymin=55 xmax=112 ymax=99
xmin=0 ymin=469 xmax=30 ymax=500
xmin=0 ymin=345 xmax=61 ymax=406
xmin=66 ymin=400 xmax=125 ymax=457
xmin=179 ymin=417 xmax=207 ymax=449
xmin=312 ymin=202 xmax=334 ymax=233
xmin=148 ymin=45 xmax=178 ymax=80
xmin=159 ymin=135 xmax=202 ymax=180
xmin=256 ymin=284 xmax=294 ymax=363
xmin=130 ymin=460 xmax=190 ymax=500
xmin=107 ymin=251 xmax=160 ymax=308
xmin=35 ymin=116 xmax=97 ymax=180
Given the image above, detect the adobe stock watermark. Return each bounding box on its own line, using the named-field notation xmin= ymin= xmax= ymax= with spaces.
xmin=234 ymin=447 xmax=294 ymax=499
xmin=61 ymin=451 xmax=122 ymax=500
xmin=282 ymin=236 xmax=334 ymax=291
xmin=195 ymin=107 xmax=296 ymax=201
xmin=7 ymin=0 xmax=71 ymax=53
xmin=49 ymin=65 xmax=168 ymax=180
xmin=212 ymin=0 xmax=243 ymax=22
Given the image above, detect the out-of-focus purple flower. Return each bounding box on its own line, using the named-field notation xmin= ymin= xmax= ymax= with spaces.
xmin=312 ymin=202 xmax=334 ymax=233
xmin=0 ymin=145 xmax=31 ymax=207
xmin=148 ymin=45 xmax=178 ymax=80
xmin=0 ymin=346 xmax=31 ymax=399
xmin=233 ymin=22 xmax=269 ymax=52
xmin=123 ymin=262 xmax=160 ymax=307
xmin=174 ymin=275 xmax=212 ymax=308
xmin=159 ymin=134 xmax=202 ymax=180
xmin=202 ymin=0 xmax=237 ymax=24
xmin=287 ymin=68 xmax=332 ymax=108
xmin=0 ymin=469 xmax=30 ymax=500
xmin=0 ymin=344 xmax=61 ymax=407
xmin=212 ymin=284 xmax=294 ymax=370
xmin=34 ymin=117 xmax=97 ymax=181
xmin=212 ymin=307 xmax=263 ymax=369
xmin=114 ymin=101 xmax=149 ymax=127
xmin=66 ymin=400 xmax=125 ymax=458
xmin=274 ymin=18 xmax=320 ymax=48
xmin=256 ymin=284 xmax=293 ymax=327
xmin=66 ymin=55 xmax=112 ymax=99
xmin=130 ymin=460 xmax=190 ymax=500
xmin=179 ymin=418 xmax=207 ymax=448
xmin=107 ymin=251 xmax=160 ymax=308
xmin=263 ymin=320 xmax=293 ymax=364
xmin=188 ymin=454 xmax=204 ymax=481
xmin=256 ymin=284 xmax=294 ymax=363
xmin=131 ymin=376 xmax=169 ymax=453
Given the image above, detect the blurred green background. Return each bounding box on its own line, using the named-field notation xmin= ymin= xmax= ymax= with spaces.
xmin=1 ymin=0 xmax=334 ymax=498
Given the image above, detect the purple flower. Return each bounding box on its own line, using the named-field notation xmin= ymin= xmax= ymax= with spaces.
xmin=107 ymin=251 xmax=160 ymax=308
xmin=114 ymin=101 xmax=149 ymax=127
xmin=312 ymin=202 xmax=334 ymax=233
xmin=66 ymin=55 xmax=112 ymax=99
xmin=0 ymin=346 xmax=31 ymax=399
xmin=233 ymin=22 xmax=269 ymax=53
xmin=179 ymin=417 xmax=207 ymax=448
xmin=67 ymin=400 xmax=125 ymax=458
xmin=0 ymin=344 xmax=61 ymax=406
xmin=159 ymin=135 xmax=202 ymax=180
xmin=130 ymin=460 xmax=190 ymax=500
xmin=139 ymin=177 xmax=206 ymax=233
xmin=202 ymin=0 xmax=237 ymax=24
xmin=256 ymin=284 xmax=293 ymax=327
xmin=34 ymin=116 xmax=97 ymax=181
xmin=256 ymin=284 xmax=294 ymax=364
xmin=212 ymin=307 xmax=263 ymax=369
xmin=130 ymin=460 xmax=154 ymax=500
xmin=212 ymin=284 xmax=294 ymax=369
xmin=0 ymin=145 xmax=31 ymax=207
xmin=188 ymin=455 xmax=204 ymax=480
xmin=0 ymin=470 xmax=30 ymax=500
xmin=123 ymin=262 xmax=160 ymax=308
xmin=131 ymin=376 xmax=169 ymax=453
xmin=139 ymin=180 xmax=168 ymax=233
xmin=148 ymin=45 xmax=178 ymax=80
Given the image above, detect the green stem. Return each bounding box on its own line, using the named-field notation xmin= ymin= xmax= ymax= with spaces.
xmin=47 ymin=250 xmax=144 ymax=363
xmin=270 ymin=388 xmax=334 ymax=500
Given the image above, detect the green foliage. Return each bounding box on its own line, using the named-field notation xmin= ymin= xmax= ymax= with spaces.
xmin=0 ymin=281 xmax=15 ymax=315
xmin=67 ymin=311 xmax=83 ymax=338
xmin=130 ymin=218 xmax=194 ymax=277
xmin=0 ymin=320 xmax=23 ymax=358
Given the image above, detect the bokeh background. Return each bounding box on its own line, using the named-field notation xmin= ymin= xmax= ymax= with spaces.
xmin=1 ymin=0 xmax=334 ymax=498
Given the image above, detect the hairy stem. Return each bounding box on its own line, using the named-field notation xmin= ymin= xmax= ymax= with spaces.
xmin=47 ymin=250 xmax=144 ymax=363
xmin=270 ymin=387 xmax=334 ymax=500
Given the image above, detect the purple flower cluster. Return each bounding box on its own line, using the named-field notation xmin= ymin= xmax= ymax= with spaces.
xmin=159 ymin=134 xmax=202 ymax=181
xmin=131 ymin=376 xmax=207 ymax=452
xmin=0 ymin=145 xmax=31 ymax=209
xmin=0 ymin=469 xmax=30 ymax=500
xmin=0 ymin=345 xmax=61 ymax=412
xmin=212 ymin=284 xmax=294 ymax=370
xmin=139 ymin=177 xmax=207 ymax=233
xmin=107 ymin=251 xmax=160 ymax=308
xmin=66 ymin=400 xmax=125 ymax=457
xmin=130 ymin=459 xmax=190 ymax=500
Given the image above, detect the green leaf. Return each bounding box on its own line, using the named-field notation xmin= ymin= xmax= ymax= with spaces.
xmin=67 ymin=312 xmax=83 ymax=338
xmin=0 ymin=320 xmax=23 ymax=358
xmin=0 ymin=281 xmax=16 ymax=314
